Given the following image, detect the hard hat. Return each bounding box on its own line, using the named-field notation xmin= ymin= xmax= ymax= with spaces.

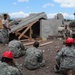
xmin=2 ymin=51 xmax=13 ymax=59
xmin=65 ymin=38 xmax=74 ymax=44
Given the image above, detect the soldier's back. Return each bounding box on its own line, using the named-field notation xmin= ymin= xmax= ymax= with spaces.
xmin=60 ymin=47 xmax=75 ymax=70
xmin=0 ymin=62 xmax=22 ymax=75
xmin=24 ymin=47 xmax=44 ymax=69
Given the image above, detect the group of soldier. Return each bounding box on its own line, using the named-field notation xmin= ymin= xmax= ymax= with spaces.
xmin=0 ymin=14 xmax=45 ymax=75
xmin=0 ymin=14 xmax=75 ymax=75
xmin=0 ymin=40 xmax=45 ymax=75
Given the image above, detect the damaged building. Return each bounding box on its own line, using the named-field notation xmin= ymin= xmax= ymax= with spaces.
xmin=0 ymin=12 xmax=66 ymax=41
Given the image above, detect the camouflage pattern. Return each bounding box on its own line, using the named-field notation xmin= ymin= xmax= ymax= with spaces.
xmin=8 ymin=40 xmax=26 ymax=58
xmin=24 ymin=47 xmax=45 ymax=70
xmin=56 ymin=46 xmax=75 ymax=71
xmin=0 ymin=62 xmax=22 ymax=75
xmin=0 ymin=28 xmax=9 ymax=43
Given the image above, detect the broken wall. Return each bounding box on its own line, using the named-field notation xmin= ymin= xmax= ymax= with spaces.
xmin=40 ymin=19 xmax=63 ymax=38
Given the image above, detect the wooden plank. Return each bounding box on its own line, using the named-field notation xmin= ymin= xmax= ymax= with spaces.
xmin=16 ymin=25 xmax=27 ymax=32
xmin=23 ymin=41 xmax=53 ymax=46
xmin=30 ymin=27 xmax=32 ymax=39
xmin=40 ymin=41 xmax=53 ymax=47
xmin=19 ymin=39 xmax=32 ymax=42
xmin=18 ymin=20 xmax=38 ymax=40
xmin=15 ymin=32 xmax=30 ymax=39
xmin=24 ymin=40 xmax=41 ymax=46
xmin=18 ymin=24 xmax=32 ymax=39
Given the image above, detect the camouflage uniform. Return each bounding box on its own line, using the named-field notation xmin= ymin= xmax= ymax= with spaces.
xmin=0 ymin=62 xmax=22 ymax=75
xmin=8 ymin=40 xmax=26 ymax=58
xmin=56 ymin=46 xmax=75 ymax=71
xmin=24 ymin=47 xmax=45 ymax=70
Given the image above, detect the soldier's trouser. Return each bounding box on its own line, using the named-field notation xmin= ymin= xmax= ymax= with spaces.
xmin=1 ymin=28 xmax=9 ymax=44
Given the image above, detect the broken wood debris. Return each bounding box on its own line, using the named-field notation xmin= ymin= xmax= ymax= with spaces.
xmin=24 ymin=41 xmax=53 ymax=46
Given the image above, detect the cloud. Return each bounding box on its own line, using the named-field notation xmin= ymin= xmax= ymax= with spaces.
xmin=8 ymin=11 xmax=74 ymax=20
xmin=9 ymin=11 xmax=29 ymax=18
xmin=42 ymin=3 xmax=54 ymax=8
xmin=54 ymin=0 xmax=75 ymax=7
xmin=13 ymin=2 xmax=17 ymax=5
xmin=47 ymin=12 xmax=74 ymax=19
xmin=18 ymin=0 xmax=29 ymax=2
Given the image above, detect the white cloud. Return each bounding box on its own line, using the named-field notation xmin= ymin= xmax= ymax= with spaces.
xmin=42 ymin=3 xmax=54 ymax=8
xmin=18 ymin=0 xmax=29 ymax=2
xmin=47 ymin=12 xmax=74 ymax=19
xmin=8 ymin=11 xmax=74 ymax=19
xmin=47 ymin=13 xmax=56 ymax=18
xmin=9 ymin=11 xmax=29 ymax=18
xmin=54 ymin=0 xmax=75 ymax=7
xmin=13 ymin=2 xmax=17 ymax=5
xmin=61 ymin=12 xmax=74 ymax=19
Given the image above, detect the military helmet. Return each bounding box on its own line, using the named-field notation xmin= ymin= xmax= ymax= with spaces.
xmin=2 ymin=51 xmax=13 ymax=59
xmin=65 ymin=38 xmax=74 ymax=44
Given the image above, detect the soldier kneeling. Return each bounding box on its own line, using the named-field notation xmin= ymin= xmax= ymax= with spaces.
xmin=0 ymin=51 xmax=22 ymax=75
xmin=54 ymin=38 xmax=75 ymax=75
xmin=8 ymin=40 xmax=26 ymax=58
xmin=24 ymin=41 xmax=45 ymax=70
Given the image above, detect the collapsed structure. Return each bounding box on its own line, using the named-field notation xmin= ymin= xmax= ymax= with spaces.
xmin=0 ymin=12 xmax=71 ymax=41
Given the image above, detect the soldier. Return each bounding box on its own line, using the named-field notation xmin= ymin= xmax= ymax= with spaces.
xmin=0 ymin=51 xmax=22 ymax=75
xmin=62 ymin=25 xmax=70 ymax=39
xmin=8 ymin=40 xmax=26 ymax=58
xmin=1 ymin=14 xmax=11 ymax=44
xmin=24 ymin=41 xmax=45 ymax=70
xmin=54 ymin=38 xmax=75 ymax=75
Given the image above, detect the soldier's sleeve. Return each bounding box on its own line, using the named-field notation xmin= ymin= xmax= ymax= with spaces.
xmin=16 ymin=69 xmax=23 ymax=75
xmin=13 ymin=67 xmax=23 ymax=75
xmin=55 ymin=48 xmax=64 ymax=61
xmin=7 ymin=66 xmax=23 ymax=75
xmin=25 ymin=48 xmax=31 ymax=56
xmin=37 ymin=50 xmax=43 ymax=62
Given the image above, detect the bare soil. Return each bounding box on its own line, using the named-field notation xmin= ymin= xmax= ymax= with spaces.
xmin=0 ymin=39 xmax=67 ymax=75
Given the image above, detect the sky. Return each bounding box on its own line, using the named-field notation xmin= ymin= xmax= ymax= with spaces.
xmin=0 ymin=0 xmax=75 ymax=19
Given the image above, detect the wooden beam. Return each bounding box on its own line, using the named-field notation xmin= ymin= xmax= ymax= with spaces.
xmin=16 ymin=25 xmax=27 ymax=32
xmin=23 ymin=41 xmax=53 ymax=46
xmin=30 ymin=27 xmax=32 ymax=39
xmin=19 ymin=39 xmax=32 ymax=42
xmin=24 ymin=40 xmax=41 ymax=46
xmin=40 ymin=41 xmax=53 ymax=47
xmin=18 ymin=20 xmax=38 ymax=40
xmin=15 ymin=32 xmax=30 ymax=39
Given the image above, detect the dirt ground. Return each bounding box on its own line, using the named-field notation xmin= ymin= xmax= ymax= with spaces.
xmin=0 ymin=38 xmax=67 ymax=75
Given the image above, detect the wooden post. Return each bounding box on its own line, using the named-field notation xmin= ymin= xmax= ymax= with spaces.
xmin=30 ymin=27 xmax=32 ymax=40
xmin=18 ymin=20 xmax=38 ymax=40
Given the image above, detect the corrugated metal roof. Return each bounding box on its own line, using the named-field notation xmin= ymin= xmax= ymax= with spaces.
xmin=9 ymin=12 xmax=47 ymax=33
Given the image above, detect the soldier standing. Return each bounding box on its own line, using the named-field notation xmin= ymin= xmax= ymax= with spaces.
xmin=0 ymin=51 xmax=22 ymax=75
xmin=1 ymin=14 xmax=11 ymax=44
xmin=24 ymin=41 xmax=45 ymax=70
xmin=54 ymin=38 xmax=75 ymax=75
